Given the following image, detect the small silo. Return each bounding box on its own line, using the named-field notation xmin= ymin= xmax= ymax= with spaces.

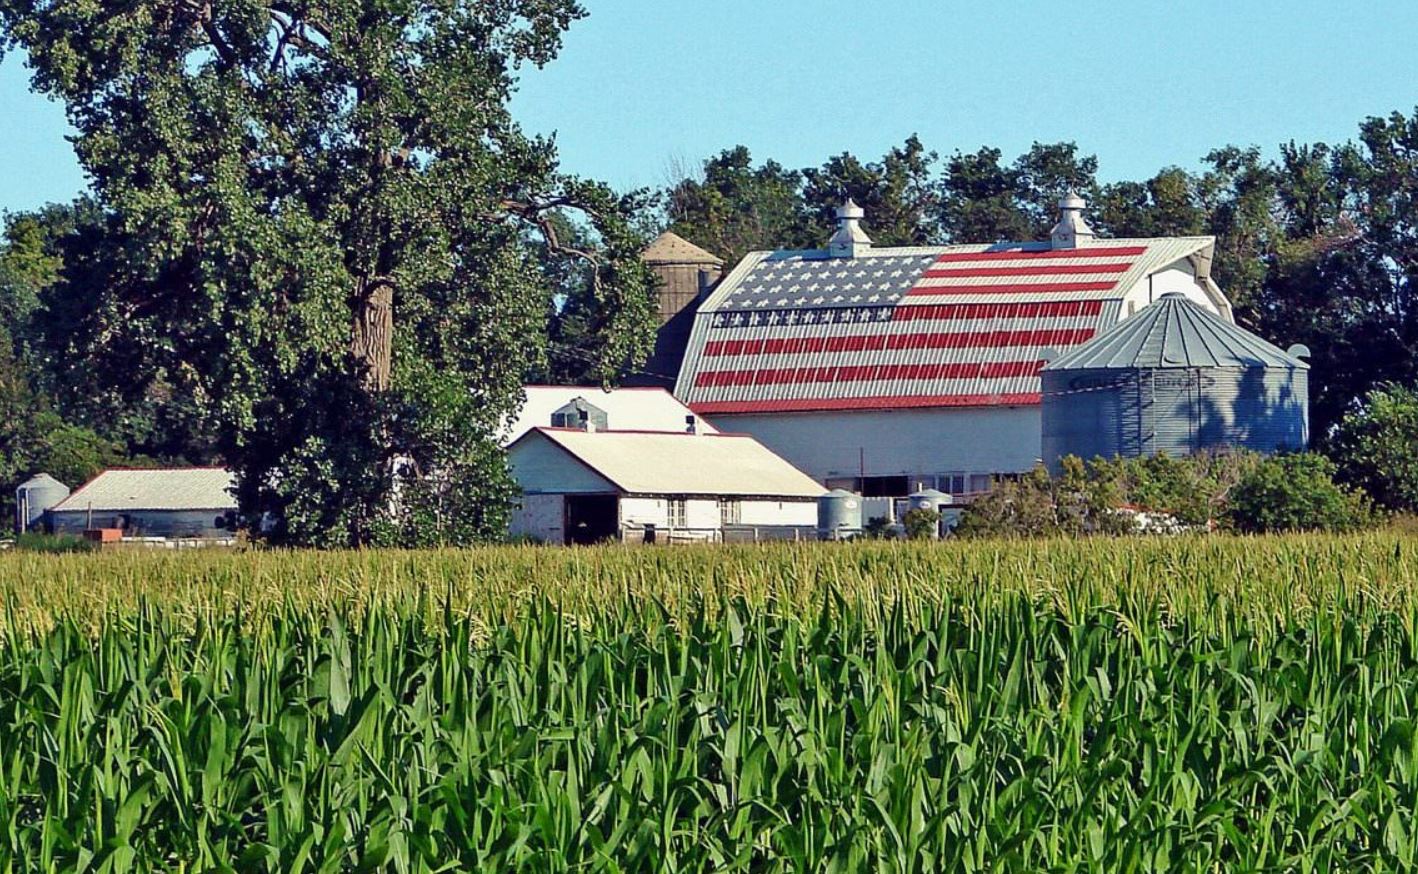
xmin=905 ymin=488 xmax=950 ymax=539
xmin=1041 ymin=293 xmax=1309 ymax=471
xmin=15 ymin=473 xmax=70 ymax=533
xmin=817 ymin=489 xmax=863 ymax=540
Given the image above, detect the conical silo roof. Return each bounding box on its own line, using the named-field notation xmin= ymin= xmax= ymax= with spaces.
xmin=1043 ymin=294 xmax=1307 ymax=371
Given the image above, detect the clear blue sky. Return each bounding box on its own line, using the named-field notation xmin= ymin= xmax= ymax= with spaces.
xmin=2 ymin=0 xmax=1416 ymax=214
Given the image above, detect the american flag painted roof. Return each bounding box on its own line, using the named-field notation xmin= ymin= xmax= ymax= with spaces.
xmin=676 ymin=237 xmax=1230 ymax=414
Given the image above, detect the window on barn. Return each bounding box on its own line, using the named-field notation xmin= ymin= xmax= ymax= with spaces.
xmin=861 ymin=476 xmax=909 ymax=497
xmin=718 ymin=499 xmax=741 ymax=526
xmin=668 ymin=498 xmax=687 ymax=528
xmin=825 ymin=477 xmax=860 ymax=492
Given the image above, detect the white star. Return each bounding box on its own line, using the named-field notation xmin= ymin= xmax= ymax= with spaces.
xmin=802 ymin=312 xmax=817 ymax=324
xmin=891 ymin=269 xmax=904 ymax=278
xmin=788 ymin=284 xmax=801 ymax=293
xmin=730 ymin=313 xmax=744 ymax=326
xmin=748 ymin=312 xmax=761 ymax=326
xmin=794 ymin=297 xmax=807 ymax=305
xmin=835 ymin=271 xmax=849 ymax=279
xmin=768 ymin=311 xmax=781 ymax=325
xmin=806 ymin=283 xmax=819 ymax=292
xmin=800 ymin=272 xmax=815 ymax=281
xmin=854 ymin=270 xmax=867 ymax=278
xmin=776 ymin=298 xmax=788 ymax=306
xmin=850 ymin=294 xmax=862 ymax=302
xmin=842 ymin=282 xmax=855 ymax=291
xmin=756 ymin=299 xmax=770 ymax=308
xmin=867 ymin=294 xmax=881 ymax=302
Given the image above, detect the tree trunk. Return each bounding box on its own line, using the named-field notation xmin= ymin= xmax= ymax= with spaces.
xmin=351 ymin=278 xmax=394 ymax=391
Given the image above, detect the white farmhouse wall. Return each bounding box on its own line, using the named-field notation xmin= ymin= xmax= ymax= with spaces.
xmin=738 ymin=499 xmax=816 ymax=526
xmin=620 ymin=497 xmax=670 ymax=528
xmin=508 ymin=433 xmax=615 ymax=494
xmin=707 ymin=406 xmax=1042 ymax=484
xmin=509 ymin=494 xmax=564 ymax=542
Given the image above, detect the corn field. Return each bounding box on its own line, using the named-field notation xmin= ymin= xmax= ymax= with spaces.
xmin=2 ymin=535 xmax=1418 ymax=870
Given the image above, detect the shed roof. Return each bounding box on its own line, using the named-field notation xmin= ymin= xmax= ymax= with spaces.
xmin=1043 ymin=294 xmax=1307 ymax=371
xmin=513 ymin=429 xmax=823 ymax=498
xmin=676 ymin=236 xmax=1229 ymax=414
xmin=643 ymin=231 xmax=723 ymax=266
xmin=501 ymin=386 xmax=716 ymax=445
xmin=50 ymin=468 xmax=237 ymax=513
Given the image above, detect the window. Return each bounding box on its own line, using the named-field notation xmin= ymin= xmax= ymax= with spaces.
xmin=825 ymin=477 xmax=860 ymax=492
xmin=667 ymin=498 xmax=687 ymax=528
xmin=939 ymin=473 xmax=968 ymax=495
xmin=718 ymin=499 xmax=742 ymax=526
xmin=969 ymin=474 xmax=994 ymax=494
xmin=861 ymin=476 xmax=909 ymax=497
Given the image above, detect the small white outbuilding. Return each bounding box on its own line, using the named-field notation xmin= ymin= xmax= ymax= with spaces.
xmin=48 ymin=468 xmax=238 ymax=539
xmin=507 ymin=427 xmax=822 ymax=544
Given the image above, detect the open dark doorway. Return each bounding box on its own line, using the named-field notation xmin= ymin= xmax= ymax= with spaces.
xmin=564 ymin=494 xmax=619 ymax=545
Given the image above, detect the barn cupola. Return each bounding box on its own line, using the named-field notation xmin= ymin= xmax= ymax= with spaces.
xmin=1050 ymin=190 xmax=1095 ymax=249
xmin=828 ymin=198 xmax=873 ymax=258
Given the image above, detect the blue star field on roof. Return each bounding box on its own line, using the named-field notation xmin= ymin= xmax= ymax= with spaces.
xmin=718 ymin=254 xmax=940 ymax=310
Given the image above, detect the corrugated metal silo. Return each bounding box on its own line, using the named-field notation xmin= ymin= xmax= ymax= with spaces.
xmin=15 ymin=473 xmax=70 ymax=533
xmin=1041 ymin=294 xmax=1309 ymax=471
xmin=817 ymin=489 xmax=863 ymax=540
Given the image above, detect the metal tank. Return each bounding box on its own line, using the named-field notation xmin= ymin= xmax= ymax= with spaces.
xmin=817 ymin=489 xmax=863 ymax=540
xmin=15 ymin=473 xmax=70 ymax=533
xmin=1041 ymin=294 xmax=1309 ymax=472
xmin=905 ymin=488 xmax=950 ymax=539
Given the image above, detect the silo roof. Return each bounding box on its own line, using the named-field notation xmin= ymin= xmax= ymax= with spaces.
xmin=1043 ymin=294 xmax=1307 ymax=371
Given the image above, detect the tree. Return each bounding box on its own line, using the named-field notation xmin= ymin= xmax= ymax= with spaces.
xmin=1330 ymin=384 xmax=1418 ymax=513
xmin=665 ymin=146 xmax=813 ymax=265
xmin=0 ymin=0 xmax=656 ymax=545
xmin=801 ymin=136 xmax=941 ymax=246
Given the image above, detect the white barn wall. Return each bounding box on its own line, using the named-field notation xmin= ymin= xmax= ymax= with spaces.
xmin=708 ymin=406 xmax=1042 ymax=484
xmin=739 ymin=500 xmax=816 ymax=526
xmin=508 ymin=434 xmax=616 ymax=494
xmin=510 ymin=494 xmax=564 ymax=542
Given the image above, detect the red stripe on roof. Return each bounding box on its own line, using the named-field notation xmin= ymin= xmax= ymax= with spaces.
xmin=892 ymin=300 xmax=1105 ymax=321
xmin=691 ymin=393 xmax=1042 ymax=414
xmin=921 ymin=263 xmax=1131 ymax=279
xmin=905 ymin=281 xmax=1118 ymax=296
xmin=930 ymin=246 xmax=1147 ymax=263
xmin=694 ymin=360 xmax=1045 ymax=389
xmin=703 ymin=328 xmax=1095 ymax=358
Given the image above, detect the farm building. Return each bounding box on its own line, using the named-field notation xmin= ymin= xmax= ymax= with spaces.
xmin=625 ymin=231 xmax=725 ymax=390
xmin=501 ymin=385 xmax=715 ymax=444
xmin=673 ymin=194 xmax=1239 ymax=497
xmin=507 ymin=425 xmax=821 ymax=544
xmin=48 ymin=468 xmax=238 ymax=540
xmin=1041 ymin=292 xmax=1309 ymax=470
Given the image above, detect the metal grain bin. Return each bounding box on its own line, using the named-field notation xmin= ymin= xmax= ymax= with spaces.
xmin=15 ymin=473 xmax=69 ymax=533
xmin=1041 ymin=294 xmax=1309 ymax=472
xmin=817 ymin=489 xmax=863 ymax=540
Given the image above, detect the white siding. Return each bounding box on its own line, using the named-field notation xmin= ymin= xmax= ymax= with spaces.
xmin=1119 ymin=259 xmax=1223 ymax=317
xmin=739 ymin=499 xmax=816 ymax=526
xmin=620 ymin=497 xmax=670 ymax=528
xmin=508 ymin=432 xmax=616 ymax=494
xmin=510 ymin=494 xmax=564 ymax=542
xmin=707 ymin=406 xmax=1042 ymax=484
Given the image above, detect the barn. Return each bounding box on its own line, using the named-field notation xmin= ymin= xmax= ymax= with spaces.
xmin=673 ymin=194 xmax=1236 ymax=497
xmin=47 ymin=468 xmax=238 ymax=540
xmin=507 ymin=423 xmax=821 ymax=545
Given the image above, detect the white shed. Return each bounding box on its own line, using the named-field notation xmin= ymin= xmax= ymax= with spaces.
xmin=507 ymin=428 xmax=821 ymax=544
xmin=48 ymin=468 xmax=238 ymax=539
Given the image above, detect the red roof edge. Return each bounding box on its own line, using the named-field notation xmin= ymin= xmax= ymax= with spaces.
xmin=690 ymin=393 xmax=1042 ymax=415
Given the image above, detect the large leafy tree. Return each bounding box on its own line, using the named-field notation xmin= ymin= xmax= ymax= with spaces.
xmin=801 ymin=136 xmax=941 ymax=247
xmin=665 ymin=146 xmax=814 ymax=264
xmin=0 ymin=0 xmax=656 ymax=545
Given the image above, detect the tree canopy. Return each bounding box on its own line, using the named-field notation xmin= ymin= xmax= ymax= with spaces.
xmin=0 ymin=0 xmax=657 ymax=545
